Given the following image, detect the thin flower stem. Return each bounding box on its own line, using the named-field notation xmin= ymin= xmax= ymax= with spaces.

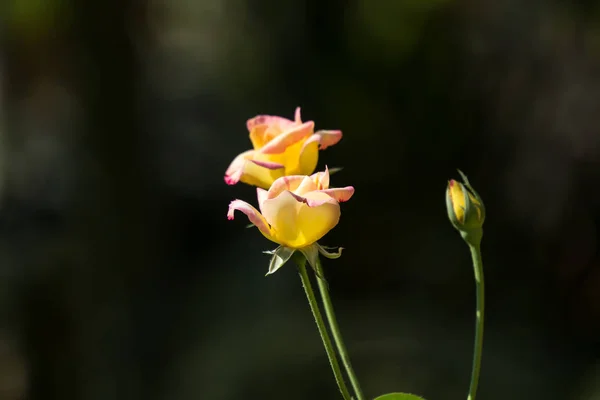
xmin=314 ymin=257 xmax=366 ymax=400
xmin=467 ymin=243 xmax=485 ymax=400
xmin=297 ymin=259 xmax=352 ymax=400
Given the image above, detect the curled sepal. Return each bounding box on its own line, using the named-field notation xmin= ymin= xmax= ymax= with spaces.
xmin=373 ymin=393 xmax=427 ymax=400
xmin=317 ymin=243 xmax=343 ymax=259
xmin=266 ymin=246 xmax=296 ymax=276
xmin=246 ymin=223 xmax=256 ymax=229
xmin=458 ymin=169 xmax=485 ymax=214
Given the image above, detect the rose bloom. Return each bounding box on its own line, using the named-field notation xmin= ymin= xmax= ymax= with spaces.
xmin=228 ymin=168 xmax=354 ymax=249
xmin=225 ymin=107 xmax=342 ymax=189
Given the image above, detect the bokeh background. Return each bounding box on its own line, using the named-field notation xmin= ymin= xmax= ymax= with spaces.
xmin=1 ymin=0 xmax=600 ymax=399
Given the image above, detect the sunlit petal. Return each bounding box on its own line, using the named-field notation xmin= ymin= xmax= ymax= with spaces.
xmin=319 ymin=186 xmax=355 ymax=203
xmin=294 ymin=107 xmax=302 ymax=123
xmin=310 ymin=166 xmax=330 ymax=190
xmin=267 ymin=175 xmax=307 ymax=199
xmin=224 ymin=150 xmax=255 ymax=185
xmin=294 ymin=175 xmax=318 ymax=196
xmin=248 ymin=125 xmax=269 ymax=150
xmin=227 ymin=200 xmax=274 ymax=240
xmin=247 ymin=114 xmax=295 ymax=132
xmin=239 ymin=160 xmax=285 ymax=189
xmin=261 ymin=191 xmax=340 ymax=249
xmin=315 ymin=129 xmax=342 ymax=149
xmin=260 ymin=121 xmax=314 ymax=155
xmin=293 ymin=134 xmax=320 ymax=176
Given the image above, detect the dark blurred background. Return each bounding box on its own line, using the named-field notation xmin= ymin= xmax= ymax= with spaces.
xmin=0 ymin=0 xmax=600 ymax=399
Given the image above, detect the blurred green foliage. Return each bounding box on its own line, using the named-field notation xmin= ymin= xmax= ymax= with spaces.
xmin=5 ymin=0 xmax=70 ymax=41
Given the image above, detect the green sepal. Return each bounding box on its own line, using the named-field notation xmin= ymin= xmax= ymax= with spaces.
xmin=299 ymin=244 xmax=319 ymax=273
xmin=266 ymin=246 xmax=296 ymax=276
xmin=461 ymin=180 xmax=471 ymax=223
xmin=457 ymin=168 xmax=470 ymax=186
xmin=296 ymin=244 xmax=327 ymax=283
xmin=458 ymin=169 xmax=485 ymax=216
xmin=317 ymin=243 xmax=344 ymax=259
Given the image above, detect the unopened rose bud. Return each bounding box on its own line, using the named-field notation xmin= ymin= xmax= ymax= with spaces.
xmin=446 ymin=170 xmax=485 ymax=245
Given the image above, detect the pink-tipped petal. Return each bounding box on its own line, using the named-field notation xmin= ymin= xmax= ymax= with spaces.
xmin=246 ymin=115 xmax=295 ymax=132
xmin=225 ymin=150 xmax=285 ymax=189
xmin=260 ymin=190 xmax=340 ymax=248
xmin=301 ymin=133 xmax=321 ymax=152
xmin=224 ymin=150 xmax=255 ymax=185
xmin=318 ymin=186 xmax=355 ymax=203
xmin=294 ymin=107 xmax=302 ymax=123
xmin=249 ymin=159 xmax=285 ymax=170
xmin=227 ymin=199 xmax=273 ymax=239
xmin=283 ymin=190 xmax=331 ymax=208
xmin=316 ymin=130 xmax=343 ymax=149
xmin=224 ymin=169 xmax=243 ymax=185
xmin=260 ymin=121 xmax=315 ymax=155
xmin=267 ymin=175 xmax=307 ymax=198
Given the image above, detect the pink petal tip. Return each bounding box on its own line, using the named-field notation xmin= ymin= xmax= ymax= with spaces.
xmin=224 ymin=175 xmax=237 ymax=185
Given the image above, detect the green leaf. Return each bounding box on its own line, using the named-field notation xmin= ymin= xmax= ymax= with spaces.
xmin=266 ymin=246 xmax=296 ymax=276
xmin=373 ymin=393 xmax=427 ymax=400
xmin=328 ymin=166 xmax=344 ymax=175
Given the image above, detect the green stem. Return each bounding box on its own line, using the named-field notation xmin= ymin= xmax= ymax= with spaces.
xmin=467 ymin=243 xmax=485 ymax=400
xmin=314 ymin=257 xmax=366 ymax=400
xmin=297 ymin=259 xmax=352 ymax=400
